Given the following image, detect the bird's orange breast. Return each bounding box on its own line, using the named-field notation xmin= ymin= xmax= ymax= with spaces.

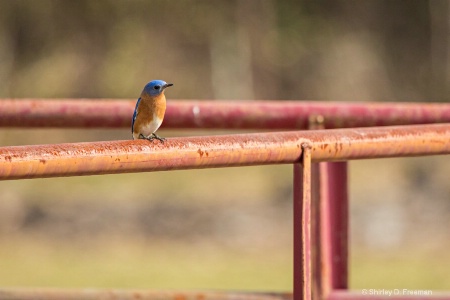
xmin=133 ymin=92 xmax=166 ymax=134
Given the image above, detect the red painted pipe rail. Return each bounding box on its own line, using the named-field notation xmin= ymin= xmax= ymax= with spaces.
xmin=0 ymin=288 xmax=292 ymax=300
xmin=0 ymin=124 xmax=449 ymax=180
xmin=1 ymin=99 xmax=450 ymax=129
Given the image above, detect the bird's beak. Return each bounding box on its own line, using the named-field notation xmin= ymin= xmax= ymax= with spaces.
xmin=163 ymin=83 xmax=173 ymax=89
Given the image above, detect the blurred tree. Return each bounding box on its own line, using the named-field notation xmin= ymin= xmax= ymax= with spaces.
xmin=0 ymin=0 xmax=448 ymax=100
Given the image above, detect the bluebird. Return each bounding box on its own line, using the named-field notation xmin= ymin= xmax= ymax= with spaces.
xmin=132 ymin=80 xmax=173 ymax=142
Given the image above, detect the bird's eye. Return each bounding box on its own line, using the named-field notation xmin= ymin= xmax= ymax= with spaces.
xmin=154 ymin=85 xmax=160 ymax=90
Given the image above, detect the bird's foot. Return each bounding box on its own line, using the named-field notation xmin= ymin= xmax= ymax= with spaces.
xmin=138 ymin=133 xmax=165 ymax=143
xmin=151 ymin=133 xmax=166 ymax=143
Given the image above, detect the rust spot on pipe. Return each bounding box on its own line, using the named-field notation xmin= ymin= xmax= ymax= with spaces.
xmin=196 ymin=294 xmax=206 ymax=300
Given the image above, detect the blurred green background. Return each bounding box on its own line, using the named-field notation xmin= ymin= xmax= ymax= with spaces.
xmin=0 ymin=0 xmax=450 ymax=292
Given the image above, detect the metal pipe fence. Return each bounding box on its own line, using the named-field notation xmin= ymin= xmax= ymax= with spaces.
xmin=0 ymin=124 xmax=448 ymax=180
xmin=0 ymin=99 xmax=449 ymax=300
xmin=1 ymin=99 xmax=450 ymax=129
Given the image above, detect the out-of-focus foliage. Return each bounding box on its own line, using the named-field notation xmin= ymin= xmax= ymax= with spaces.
xmin=0 ymin=0 xmax=449 ymax=101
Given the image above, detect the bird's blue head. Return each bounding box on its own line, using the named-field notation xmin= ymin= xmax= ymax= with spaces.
xmin=142 ymin=80 xmax=173 ymax=97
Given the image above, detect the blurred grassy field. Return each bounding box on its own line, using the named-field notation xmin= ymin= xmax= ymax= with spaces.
xmin=351 ymin=249 xmax=450 ymax=290
xmin=1 ymin=237 xmax=450 ymax=290
xmin=0 ymin=237 xmax=292 ymax=290
xmin=0 ymin=157 xmax=294 ymax=291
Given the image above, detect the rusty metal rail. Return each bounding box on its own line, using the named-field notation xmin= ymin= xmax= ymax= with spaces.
xmin=0 ymin=124 xmax=449 ymax=180
xmin=1 ymin=99 xmax=450 ymax=129
xmin=0 ymin=289 xmax=292 ymax=300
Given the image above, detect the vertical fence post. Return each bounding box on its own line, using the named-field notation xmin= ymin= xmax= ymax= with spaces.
xmin=293 ymin=144 xmax=312 ymax=300
xmin=307 ymin=115 xmax=349 ymax=298
xmin=319 ymin=162 xmax=349 ymax=295
xmin=307 ymin=115 xmax=324 ymax=299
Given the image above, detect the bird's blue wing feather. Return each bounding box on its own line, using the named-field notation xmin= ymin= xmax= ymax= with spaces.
xmin=131 ymin=98 xmax=141 ymax=133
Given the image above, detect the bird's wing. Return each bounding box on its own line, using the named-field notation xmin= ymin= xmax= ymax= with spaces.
xmin=131 ymin=97 xmax=141 ymax=133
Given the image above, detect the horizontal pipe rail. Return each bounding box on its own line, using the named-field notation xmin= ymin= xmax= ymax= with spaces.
xmin=0 ymin=124 xmax=449 ymax=180
xmin=0 ymin=289 xmax=292 ymax=300
xmin=1 ymin=99 xmax=450 ymax=129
